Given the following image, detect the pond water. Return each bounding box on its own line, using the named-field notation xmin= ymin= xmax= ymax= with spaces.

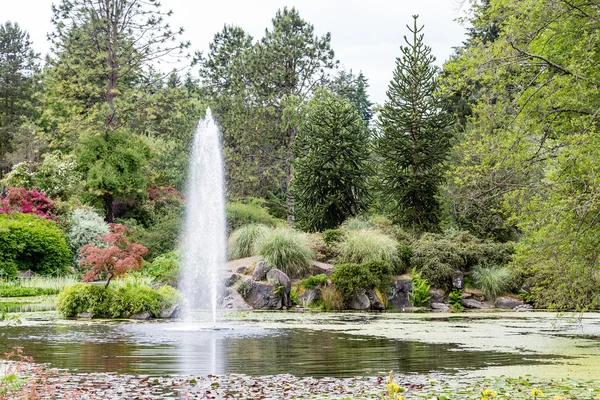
xmin=0 ymin=317 xmax=561 ymax=377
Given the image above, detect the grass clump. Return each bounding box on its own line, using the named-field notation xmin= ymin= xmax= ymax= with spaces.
xmin=409 ymin=268 xmax=431 ymax=307
xmin=256 ymin=228 xmax=313 ymax=278
xmin=337 ymin=229 xmax=401 ymax=272
xmin=0 ymin=286 xmax=59 ymax=297
xmin=321 ymin=285 xmax=343 ymax=311
xmin=298 ymin=274 xmax=328 ymax=289
xmin=471 ymin=264 xmax=513 ymax=300
xmin=332 ymin=261 xmax=392 ymax=300
xmin=228 ymin=224 xmax=269 ymax=260
xmin=226 ymin=202 xmax=280 ymax=232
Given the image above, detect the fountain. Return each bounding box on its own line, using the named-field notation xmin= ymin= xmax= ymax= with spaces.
xmin=179 ymin=109 xmax=227 ymax=325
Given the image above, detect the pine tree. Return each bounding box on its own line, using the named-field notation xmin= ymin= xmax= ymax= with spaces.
xmin=292 ymin=90 xmax=371 ymax=232
xmin=330 ymin=69 xmax=374 ymax=126
xmin=376 ymin=15 xmax=453 ymax=232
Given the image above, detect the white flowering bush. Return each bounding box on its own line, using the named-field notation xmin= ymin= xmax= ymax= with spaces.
xmin=1 ymin=162 xmax=35 ymax=188
xmin=67 ymin=208 xmax=109 ymax=266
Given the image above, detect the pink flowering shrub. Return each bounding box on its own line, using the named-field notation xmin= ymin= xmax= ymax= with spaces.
xmin=0 ymin=187 xmax=55 ymax=220
xmin=79 ymin=224 xmax=148 ymax=286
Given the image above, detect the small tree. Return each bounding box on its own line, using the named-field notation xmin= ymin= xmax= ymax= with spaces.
xmin=79 ymin=224 xmax=147 ymax=287
xmin=0 ymin=187 xmax=55 ymax=219
xmin=376 ymin=15 xmax=453 ymax=232
xmin=292 ymin=90 xmax=371 ymax=231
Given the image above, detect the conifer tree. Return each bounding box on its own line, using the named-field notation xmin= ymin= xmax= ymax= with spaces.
xmin=376 ymin=15 xmax=453 ymax=232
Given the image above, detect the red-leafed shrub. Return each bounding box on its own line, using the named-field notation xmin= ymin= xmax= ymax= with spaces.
xmin=79 ymin=224 xmax=148 ymax=286
xmin=147 ymin=186 xmax=184 ymax=207
xmin=0 ymin=187 xmax=55 ymax=220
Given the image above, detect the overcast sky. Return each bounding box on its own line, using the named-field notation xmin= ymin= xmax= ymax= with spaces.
xmin=3 ymin=0 xmax=468 ymax=104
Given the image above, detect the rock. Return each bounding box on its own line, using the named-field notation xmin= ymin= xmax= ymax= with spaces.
xmin=461 ymin=292 xmax=472 ymax=299
xmin=226 ymin=256 xmax=262 ymax=274
xmin=221 ymin=288 xmax=253 ymax=310
xmin=76 ymin=312 xmax=91 ymax=318
xmin=296 ymin=288 xmax=321 ymax=306
xmin=159 ymin=305 xmax=180 ymax=319
xmin=461 ymin=298 xmax=494 ymax=309
xmin=463 ymin=289 xmax=485 ymax=302
xmin=311 ymin=261 xmax=334 ymax=277
xmin=367 ymin=289 xmax=384 ymax=311
xmin=244 ymin=281 xmax=282 ymax=309
xmin=348 ymin=291 xmax=370 ymax=310
xmin=428 ymin=289 xmax=446 ymax=305
xmin=252 ymin=261 xmax=271 ymax=281
xmin=223 ymin=273 xmax=241 ymax=287
xmin=388 ymin=278 xmax=412 ymax=308
xmin=130 ymin=311 xmax=151 ymax=320
xmin=495 ymin=296 xmax=525 ymax=309
xmin=515 ymin=304 xmax=534 ymax=312
xmin=431 ymin=303 xmax=450 ymax=312
xmin=266 ymin=268 xmax=292 ymax=308
xmin=452 ymin=271 xmax=464 ymax=290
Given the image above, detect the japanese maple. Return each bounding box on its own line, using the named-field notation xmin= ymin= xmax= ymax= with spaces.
xmin=0 ymin=187 xmax=55 ymax=219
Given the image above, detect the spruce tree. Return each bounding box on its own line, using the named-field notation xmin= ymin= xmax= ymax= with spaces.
xmin=376 ymin=15 xmax=453 ymax=232
xmin=292 ymin=90 xmax=371 ymax=232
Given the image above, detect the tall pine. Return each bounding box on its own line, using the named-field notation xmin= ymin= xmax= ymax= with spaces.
xmin=376 ymin=15 xmax=453 ymax=232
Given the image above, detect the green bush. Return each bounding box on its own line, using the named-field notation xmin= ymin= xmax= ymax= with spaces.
xmin=471 ymin=264 xmax=513 ymax=300
xmin=337 ymin=229 xmax=402 ymax=272
xmin=0 ymin=213 xmax=71 ymax=278
xmin=298 ymin=274 xmax=328 ymax=289
xmin=256 ymin=228 xmax=313 ymax=278
xmin=411 ymin=231 xmax=514 ymax=290
xmin=56 ymin=282 xmax=177 ymax=318
xmin=322 ymin=229 xmax=346 ymax=246
xmin=228 ymin=224 xmax=270 ymax=259
xmin=0 ymin=286 xmax=59 ymax=297
xmin=449 ymin=289 xmax=464 ymax=312
xmin=409 ymin=268 xmax=431 ymax=307
xmin=332 ymin=261 xmax=392 ymax=299
xmin=132 ymin=211 xmax=182 ymax=261
xmin=144 ymin=252 xmax=180 ymax=285
xmin=226 ymin=202 xmax=280 ymax=232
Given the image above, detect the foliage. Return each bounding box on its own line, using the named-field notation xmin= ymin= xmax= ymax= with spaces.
xmin=384 ymin=371 xmax=406 ymax=400
xmin=298 ymin=274 xmax=329 ymax=290
xmin=144 ymin=252 xmax=180 ymax=285
xmin=0 ymin=213 xmax=71 ymax=278
xmin=471 ymin=264 xmax=513 ymax=300
xmin=0 ymin=187 xmax=55 ymax=220
xmin=329 ymin=69 xmax=374 ymax=126
xmin=256 ymin=228 xmax=313 ymax=278
xmin=226 ymin=202 xmax=280 ymax=232
xmin=322 ymin=229 xmax=346 ymax=246
xmin=376 ymin=15 xmax=453 ymax=232
xmin=130 ymin=210 xmax=182 ymax=261
xmin=448 ymin=289 xmax=464 ymax=312
xmin=409 ymin=268 xmax=432 ymax=307
xmin=0 ymin=286 xmax=59 ymax=297
xmin=79 ymin=224 xmax=147 ymax=286
xmin=56 ymin=282 xmax=176 ymax=318
xmin=66 ymin=208 xmax=109 ymax=266
xmin=411 ymin=231 xmax=514 ymax=290
xmin=320 ymin=285 xmax=343 ymax=311
xmin=292 ymin=89 xmax=371 ymax=231
xmin=228 ymin=224 xmax=270 ymax=260
xmin=341 ymin=216 xmax=374 ymax=231
xmin=331 ymin=261 xmax=392 ymax=299
xmin=337 ymin=229 xmax=402 ymax=273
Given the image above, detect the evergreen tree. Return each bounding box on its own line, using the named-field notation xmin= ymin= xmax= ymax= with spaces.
xmin=330 ymin=69 xmax=373 ymax=126
xmin=376 ymin=15 xmax=453 ymax=232
xmin=292 ymin=90 xmax=370 ymax=232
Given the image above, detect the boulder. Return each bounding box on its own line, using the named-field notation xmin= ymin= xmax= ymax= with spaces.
xmin=159 ymin=305 xmax=180 ymax=319
xmin=515 ymin=304 xmax=534 ymax=312
xmin=244 ymin=281 xmax=282 ymax=310
xmin=367 ymin=289 xmax=384 ymax=311
xmin=76 ymin=312 xmax=91 ymax=318
xmin=130 ymin=311 xmax=152 ymax=320
xmin=221 ymin=287 xmax=253 ymax=310
xmin=452 ymin=271 xmax=464 ymax=290
xmin=311 ymin=261 xmax=334 ymax=277
xmin=463 ymin=289 xmax=485 ymax=302
xmin=348 ymin=291 xmax=371 ymax=310
xmin=296 ymin=287 xmax=321 ymax=307
xmin=495 ymin=296 xmax=525 ymax=310
xmin=431 ymin=302 xmax=450 ymax=312
xmin=388 ymin=278 xmax=412 ymax=308
xmin=226 ymin=256 xmax=262 ymax=274
xmin=428 ymin=289 xmax=446 ymax=305
xmin=461 ymin=298 xmax=494 ymax=309
xmin=252 ymin=261 xmax=271 ymax=281
xmin=266 ymin=268 xmax=292 ymax=308
xmin=223 ymin=273 xmax=241 ymax=287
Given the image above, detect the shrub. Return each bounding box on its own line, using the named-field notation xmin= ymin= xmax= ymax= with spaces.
xmin=132 ymin=211 xmax=182 ymax=261
xmin=56 ymin=282 xmax=177 ymax=318
xmin=66 ymin=208 xmax=109 ymax=266
xmin=298 ymin=274 xmax=329 ymax=289
xmin=322 ymin=229 xmax=346 ymax=246
xmin=256 ymin=228 xmax=313 ymax=278
xmin=449 ymin=289 xmax=464 ymax=312
xmin=144 ymin=252 xmax=180 ymax=285
xmin=79 ymin=224 xmax=148 ymax=285
xmin=0 ymin=187 xmax=55 ymax=220
xmin=337 ymin=229 xmax=401 ymax=272
xmin=332 ymin=261 xmax=392 ymax=299
xmin=226 ymin=202 xmax=280 ymax=232
xmin=228 ymin=224 xmax=269 ymax=260
xmin=471 ymin=264 xmax=513 ymax=300
xmin=409 ymin=268 xmax=431 ymax=307
xmin=321 ymin=285 xmax=343 ymax=311
xmin=0 ymin=213 xmax=71 ymax=278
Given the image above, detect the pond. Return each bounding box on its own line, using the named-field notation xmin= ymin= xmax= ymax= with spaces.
xmin=3 ymin=311 xmax=599 ymax=379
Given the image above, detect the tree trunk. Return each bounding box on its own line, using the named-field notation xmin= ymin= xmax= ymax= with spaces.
xmin=104 ymin=193 xmax=114 ymax=223
xmin=285 ymin=126 xmax=296 ymax=225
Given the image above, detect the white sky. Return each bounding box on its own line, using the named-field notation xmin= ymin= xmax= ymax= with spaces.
xmin=2 ymin=0 xmax=468 ymax=104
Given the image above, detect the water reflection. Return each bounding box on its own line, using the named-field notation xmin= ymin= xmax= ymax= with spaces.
xmin=0 ymin=321 xmax=559 ymax=377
